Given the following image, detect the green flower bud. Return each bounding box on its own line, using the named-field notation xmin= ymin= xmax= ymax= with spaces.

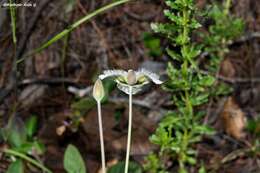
xmin=93 ymin=79 xmax=105 ymax=102
xmin=127 ymin=69 xmax=137 ymax=85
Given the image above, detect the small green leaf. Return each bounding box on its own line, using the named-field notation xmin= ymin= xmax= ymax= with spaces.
xmin=7 ymin=159 xmax=24 ymax=173
xmin=33 ymin=141 xmax=46 ymax=155
xmin=108 ymin=161 xmax=142 ymax=173
xmin=25 ymin=116 xmax=38 ymax=138
xmin=14 ymin=142 xmax=34 ymax=154
xmin=199 ymin=76 xmax=215 ymax=87
xmin=198 ymin=164 xmax=207 ymax=173
xmin=186 ymin=156 xmax=196 ymax=165
xmin=64 ymin=144 xmax=86 ymax=173
xmin=71 ymin=97 xmax=96 ymax=112
xmin=143 ymin=32 xmax=162 ymax=57
xmin=166 ymin=48 xmax=182 ymax=61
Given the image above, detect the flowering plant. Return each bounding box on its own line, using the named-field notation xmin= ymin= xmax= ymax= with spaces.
xmin=99 ymin=69 xmax=162 ymax=173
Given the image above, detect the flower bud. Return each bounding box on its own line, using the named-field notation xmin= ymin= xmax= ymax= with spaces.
xmin=127 ymin=69 xmax=137 ymax=85
xmin=93 ymin=79 xmax=105 ymax=102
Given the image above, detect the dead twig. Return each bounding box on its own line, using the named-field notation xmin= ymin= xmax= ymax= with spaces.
xmin=200 ymin=70 xmax=260 ymax=84
xmin=232 ymin=32 xmax=260 ymax=44
xmin=19 ymin=78 xmax=81 ymax=86
xmin=124 ymin=9 xmax=159 ymax=21
xmin=17 ymin=0 xmax=52 ymax=59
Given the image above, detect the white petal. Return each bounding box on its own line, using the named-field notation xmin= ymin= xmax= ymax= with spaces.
xmin=117 ymin=83 xmax=142 ymax=95
xmin=137 ymin=68 xmax=163 ymax=84
xmin=99 ymin=70 xmax=127 ymax=80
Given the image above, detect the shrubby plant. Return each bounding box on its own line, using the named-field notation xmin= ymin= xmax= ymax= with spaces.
xmin=201 ymin=0 xmax=244 ymax=97
xmin=201 ymin=0 xmax=244 ymax=74
xmin=144 ymin=0 xmax=244 ymax=172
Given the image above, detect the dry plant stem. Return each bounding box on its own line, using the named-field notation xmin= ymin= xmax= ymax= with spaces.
xmin=97 ymin=101 xmax=106 ymax=173
xmin=124 ymin=86 xmax=133 ymax=173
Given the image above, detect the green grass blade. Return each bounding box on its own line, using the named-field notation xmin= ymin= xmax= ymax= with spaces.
xmin=3 ymin=148 xmax=52 ymax=173
xmin=9 ymin=0 xmax=17 ymax=44
xmin=17 ymin=0 xmax=132 ymax=64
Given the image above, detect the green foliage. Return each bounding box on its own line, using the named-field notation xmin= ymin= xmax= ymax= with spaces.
xmin=146 ymin=0 xmax=244 ymax=172
xmin=201 ymin=1 xmax=244 ymax=73
xmin=200 ymin=1 xmax=244 ymax=97
xmin=144 ymin=153 xmax=168 ymax=173
xmin=2 ymin=116 xmax=45 ymax=154
xmin=148 ymin=0 xmax=214 ymax=171
xmin=5 ymin=117 xmax=27 ymax=148
xmin=7 ymin=159 xmax=24 ymax=173
xmin=64 ymin=144 xmax=86 ymax=173
xmin=108 ymin=161 xmax=142 ymax=173
xmin=143 ymin=32 xmax=162 ymax=57
xmin=1 ymin=115 xmax=47 ymax=172
xmin=198 ymin=164 xmax=207 ymax=173
xmin=247 ymin=117 xmax=260 ymax=137
xmin=25 ymin=116 xmax=38 ymax=139
xmin=2 ymin=116 xmax=42 ymax=151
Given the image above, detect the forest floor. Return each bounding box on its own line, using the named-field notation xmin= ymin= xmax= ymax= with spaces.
xmin=0 ymin=0 xmax=260 ymax=172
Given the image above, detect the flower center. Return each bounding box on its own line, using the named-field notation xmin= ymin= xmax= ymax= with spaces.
xmin=127 ymin=70 xmax=137 ymax=85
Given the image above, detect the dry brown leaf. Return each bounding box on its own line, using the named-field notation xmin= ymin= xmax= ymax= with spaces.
xmin=97 ymin=159 xmax=118 ymax=173
xmin=220 ymin=58 xmax=236 ymax=78
xmin=18 ymin=85 xmax=48 ymax=108
xmin=221 ymin=97 xmax=246 ymax=139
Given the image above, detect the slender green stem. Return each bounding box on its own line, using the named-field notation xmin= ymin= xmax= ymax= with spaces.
xmin=3 ymin=148 xmax=52 ymax=173
xmin=125 ymin=86 xmax=133 ymax=173
xmin=97 ymin=101 xmax=106 ymax=173
xmin=224 ymin=0 xmax=232 ymax=15
xmin=9 ymin=0 xmax=16 ymax=44
xmin=61 ymin=34 xmax=69 ymax=79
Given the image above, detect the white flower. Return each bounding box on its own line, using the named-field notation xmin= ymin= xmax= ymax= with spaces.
xmin=99 ymin=69 xmax=163 ymax=95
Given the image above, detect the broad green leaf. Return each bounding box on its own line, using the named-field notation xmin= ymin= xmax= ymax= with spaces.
xmin=6 ymin=117 xmax=27 ymax=148
xmin=108 ymin=161 xmax=142 ymax=173
xmin=7 ymin=159 xmax=24 ymax=173
xmin=64 ymin=144 xmax=86 ymax=173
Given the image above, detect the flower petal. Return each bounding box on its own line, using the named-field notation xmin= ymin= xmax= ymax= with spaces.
xmin=117 ymin=83 xmax=142 ymax=95
xmin=137 ymin=68 xmax=163 ymax=84
xmin=99 ymin=70 xmax=127 ymax=80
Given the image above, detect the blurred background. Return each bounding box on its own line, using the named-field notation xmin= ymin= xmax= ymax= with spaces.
xmin=0 ymin=0 xmax=260 ymax=172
